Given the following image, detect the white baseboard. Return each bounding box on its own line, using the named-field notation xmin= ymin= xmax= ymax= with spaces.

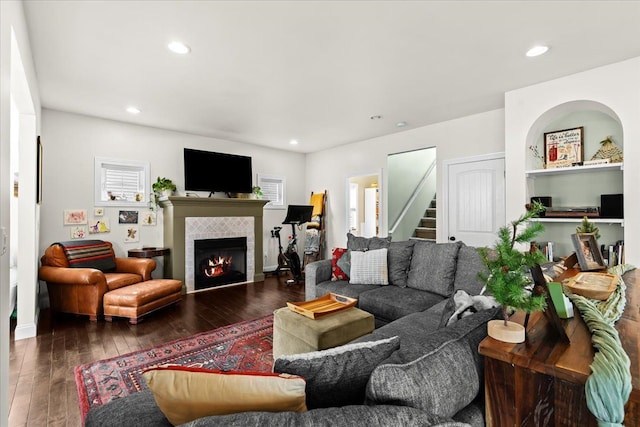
xmin=13 ymin=307 xmax=39 ymax=340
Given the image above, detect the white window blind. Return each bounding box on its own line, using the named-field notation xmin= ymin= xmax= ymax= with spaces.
xmin=103 ymin=163 xmax=144 ymax=202
xmin=94 ymin=157 xmax=150 ymax=206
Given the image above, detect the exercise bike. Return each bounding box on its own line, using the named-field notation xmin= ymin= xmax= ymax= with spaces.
xmin=271 ymin=205 xmax=313 ymax=285
xmin=271 ymin=226 xmax=302 ymax=284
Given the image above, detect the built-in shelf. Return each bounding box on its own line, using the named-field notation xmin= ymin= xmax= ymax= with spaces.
xmin=533 ymin=217 xmax=624 ymax=225
xmin=526 ymin=162 xmax=623 ymax=178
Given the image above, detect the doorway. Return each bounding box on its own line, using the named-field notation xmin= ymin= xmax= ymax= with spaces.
xmin=346 ymin=171 xmax=381 ymax=237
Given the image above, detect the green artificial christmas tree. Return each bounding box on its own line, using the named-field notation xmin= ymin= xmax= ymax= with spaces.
xmin=478 ymin=202 xmax=548 ymax=332
xmin=576 ymin=216 xmax=600 ymax=240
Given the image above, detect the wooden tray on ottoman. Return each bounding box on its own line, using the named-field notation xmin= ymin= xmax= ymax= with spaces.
xmin=565 ymin=272 xmax=618 ymax=300
xmin=287 ymin=293 xmax=357 ymax=319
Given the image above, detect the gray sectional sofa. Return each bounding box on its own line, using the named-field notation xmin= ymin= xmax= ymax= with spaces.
xmin=85 ymin=236 xmax=497 ymax=427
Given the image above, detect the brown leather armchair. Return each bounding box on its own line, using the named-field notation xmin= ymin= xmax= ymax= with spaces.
xmin=39 ymin=242 xmax=156 ymax=321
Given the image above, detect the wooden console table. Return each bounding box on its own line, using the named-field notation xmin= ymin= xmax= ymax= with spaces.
xmin=478 ymin=269 xmax=639 ymax=426
xmin=128 ymin=247 xmax=171 ymax=278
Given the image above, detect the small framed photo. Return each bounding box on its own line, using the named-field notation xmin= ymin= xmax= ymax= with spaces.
xmin=141 ymin=211 xmax=156 ymax=226
xmin=64 ymin=209 xmax=87 ymax=225
xmin=118 ymin=210 xmax=139 ymax=224
xmin=571 ymin=233 xmax=606 ymax=271
xmin=88 ymin=218 xmax=110 ymax=234
xmin=544 ymin=127 xmax=584 ymax=169
xmin=125 ymin=226 xmax=139 ymax=242
xmin=70 ymin=226 xmax=87 ymax=239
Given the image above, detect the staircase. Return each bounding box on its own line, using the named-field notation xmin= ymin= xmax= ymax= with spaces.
xmin=414 ymin=197 xmax=436 ymax=241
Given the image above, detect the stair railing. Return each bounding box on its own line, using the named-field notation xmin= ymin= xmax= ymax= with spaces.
xmin=389 ymin=158 xmax=437 ymax=239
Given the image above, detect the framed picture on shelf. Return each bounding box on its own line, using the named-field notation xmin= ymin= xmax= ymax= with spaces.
xmin=544 ymin=126 xmax=584 ymax=169
xmin=571 ymin=233 xmax=606 ymax=271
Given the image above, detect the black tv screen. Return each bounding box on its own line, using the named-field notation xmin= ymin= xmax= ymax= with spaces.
xmin=184 ymin=148 xmax=253 ymax=194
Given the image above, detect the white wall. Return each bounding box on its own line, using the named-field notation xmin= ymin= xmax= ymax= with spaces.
xmin=1 ymin=0 xmax=42 ymax=423
xmin=306 ymin=109 xmax=505 ymax=252
xmin=505 ymin=57 xmax=640 ymax=265
xmin=39 ymin=109 xmax=307 ymax=273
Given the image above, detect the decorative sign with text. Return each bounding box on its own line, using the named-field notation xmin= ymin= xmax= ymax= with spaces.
xmin=544 ymin=126 xmax=584 ymax=168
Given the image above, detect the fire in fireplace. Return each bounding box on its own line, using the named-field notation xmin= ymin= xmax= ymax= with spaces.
xmin=194 ymin=237 xmax=247 ymax=290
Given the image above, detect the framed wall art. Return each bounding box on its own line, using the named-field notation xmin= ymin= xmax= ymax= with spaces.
xmin=543 ymin=126 xmax=584 ymax=169
xmin=36 ymin=136 xmax=43 ymax=204
xmin=118 ymin=210 xmax=139 ymax=224
xmin=63 ymin=209 xmax=87 ymax=225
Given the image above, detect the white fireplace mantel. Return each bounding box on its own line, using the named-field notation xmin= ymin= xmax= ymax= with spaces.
xmin=160 ymin=197 xmax=269 ymax=291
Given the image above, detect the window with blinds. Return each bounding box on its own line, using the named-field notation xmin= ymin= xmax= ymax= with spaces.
xmin=94 ymin=157 xmax=150 ymax=206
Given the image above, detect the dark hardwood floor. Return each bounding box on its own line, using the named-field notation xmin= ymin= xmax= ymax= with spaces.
xmin=8 ymin=276 xmax=305 ymax=427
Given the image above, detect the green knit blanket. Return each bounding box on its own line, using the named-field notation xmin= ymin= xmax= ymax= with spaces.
xmin=562 ymin=264 xmax=634 ymax=427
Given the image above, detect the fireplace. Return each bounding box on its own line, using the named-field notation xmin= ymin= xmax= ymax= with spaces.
xmin=194 ymin=237 xmax=247 ymax=290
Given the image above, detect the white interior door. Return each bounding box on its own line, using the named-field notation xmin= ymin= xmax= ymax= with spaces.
xmin=445 ymin=154 xmax=505 ymax=247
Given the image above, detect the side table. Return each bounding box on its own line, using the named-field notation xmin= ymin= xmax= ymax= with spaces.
xmin=478 ymin=268 xmax=639 ymax=426
xmin=128 ymin=247 xmax=171 ymax=279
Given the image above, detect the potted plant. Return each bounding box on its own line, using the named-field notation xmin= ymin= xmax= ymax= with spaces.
xmin=478 ymin=201 xmax=548 ymax=343
xmin=152 ymin=177 xmax=177 ymax=201
xmin=576 ymin=215 xmax=600 ymax=239
xmin=251 ymin=186 xmax=263 ymax=199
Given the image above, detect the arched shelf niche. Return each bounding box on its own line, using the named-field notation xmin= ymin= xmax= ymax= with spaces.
xmin=525 ymin=100 xmax=623 ymax=170
xmin=524 ymin=100 xmax=625 ymax=259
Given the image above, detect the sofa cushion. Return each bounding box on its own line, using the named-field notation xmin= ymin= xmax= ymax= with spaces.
xmin=331 ymin=248 xmax=350 ymax=281
xmin=366 ymin=339 xmax=479 ymax=419
xmin=104 ymin=273 xmax=145 ymax=291
xmin=273 ymin=336 xmax=400 ymax=409
xmin=347 ymin=233 xmax=391 ymax=251
xmin=354 ymin=305 xmax=499 ymax=366
xmin=358 ymin=287 xmax=444 ymax=323
xmin=406 ymin=241 xmax=461 ymax=296
xmin=349 ymin=249 xmax=389 ymax=285
xmin=387 ymin=241 xmax=415 ymax=287
xmin=184 ymin=405 xmax=464 ymax=427
xmin=84 ymin=389 xmax=171 ymax=427
xmin=316 ymin=281 xmax=380 ymax=300
xmin=142 ymin=366 xmax=307 ymax=425
xmin=56 ymin=240 xmax=117 ymax=272
xmin=452 ymin=244 xmax=488 ymax=295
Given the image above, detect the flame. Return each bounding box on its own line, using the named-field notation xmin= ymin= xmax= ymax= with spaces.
xmin=203 ymin=255 xmax=233 ymax=277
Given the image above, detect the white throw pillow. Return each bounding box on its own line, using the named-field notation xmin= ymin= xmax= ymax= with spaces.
xmin=349 ymin=248 xmax=389 ymax=285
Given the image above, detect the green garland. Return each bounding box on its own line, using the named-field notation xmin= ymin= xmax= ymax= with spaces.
xmin=562 ymin=264 xmax=634 ymax=427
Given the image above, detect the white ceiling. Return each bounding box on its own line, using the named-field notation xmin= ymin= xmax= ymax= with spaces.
xmin=23 ymin=1 xmax=640 ymax=153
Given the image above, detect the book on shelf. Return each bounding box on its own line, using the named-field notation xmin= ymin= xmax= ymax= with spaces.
xmin=530 ymin=241 xmax=555 ymax=262
xmin=601 ymin=240 xmax=624 ymax=267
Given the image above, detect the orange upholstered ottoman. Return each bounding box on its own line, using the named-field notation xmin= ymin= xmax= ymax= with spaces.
xmin=103 ymin=279 xmax=182 ymax=324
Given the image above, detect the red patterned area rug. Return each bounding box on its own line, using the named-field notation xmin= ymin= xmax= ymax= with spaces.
xmin=74 ymin=314 xmax=274 ymax=420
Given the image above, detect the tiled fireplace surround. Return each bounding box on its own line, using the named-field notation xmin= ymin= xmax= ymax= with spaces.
xmin=185 ymin=217 xmax=254 ymax=292
xmin=160 ymin=197 xmax=269 ymax=292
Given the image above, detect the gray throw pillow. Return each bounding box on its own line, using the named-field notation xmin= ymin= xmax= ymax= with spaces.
xmin=366 ymin=339 xmax=479 ymax=419
xmin=273 ymin=336 xmax=400 ymax=409
xmin=406 ymin=241 xmax=462 ymax=296
xmin=346 ymin=233 xmax=391 ymax=251
xmin=387 ymin=241 xmax=415 ymax=287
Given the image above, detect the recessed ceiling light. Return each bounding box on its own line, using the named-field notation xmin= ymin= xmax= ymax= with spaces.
xmin=526 ymin=45 xmax=549 ymax=57
xmin=168 ymin=41 xmax=191 ymax=55
xmin=396 ymin=121 xmax=408 ymax=128
xmin=289 ymin=139 xmax=299 ymax=145
xmin=126 ymin=106 xmax=141 ymax=114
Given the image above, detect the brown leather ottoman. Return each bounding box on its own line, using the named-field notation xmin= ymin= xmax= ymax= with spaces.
xmin=103 ymin=279 xmax=182 ymax=324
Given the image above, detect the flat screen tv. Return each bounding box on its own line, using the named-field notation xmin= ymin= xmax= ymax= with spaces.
xmin=184 ymin=148 xmax=253 ymax=194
